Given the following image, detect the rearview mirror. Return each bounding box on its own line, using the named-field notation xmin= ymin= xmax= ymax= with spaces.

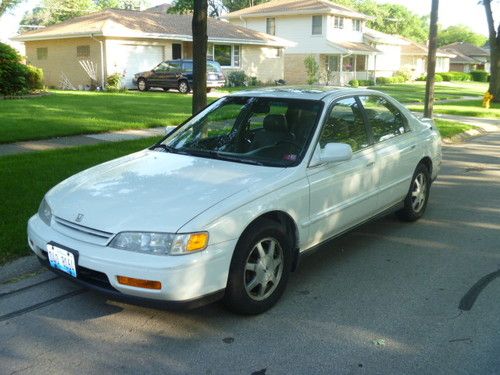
xmin=319 ymin=143 xmax=353 ymax=163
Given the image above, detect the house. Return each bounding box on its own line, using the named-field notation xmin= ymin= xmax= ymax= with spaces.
xmin=223 ymin=0 xmax=453 ymax=85
xmin=399 ymin=38 xmax=454 ymax=79
xmin=12 ymin=9 xmax=293 ymax=89
xmin=441 ymin=42 xmax=490 ymax=72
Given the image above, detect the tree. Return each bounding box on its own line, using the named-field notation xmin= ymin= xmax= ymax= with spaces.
xmin=222 ymin=0 xmax=268 ymax=13
xmin=424 ymin=0 xmax=439 ymax=118
xmin=169 ymin=0 xmax=224 ymax=17
xmin=0 ymin=0 xmax=22 ymax=16
xmin=192 ymin=0 xmax=208 ymax=114
xmin=438 ymin=25 xmax=488 ymax=47
xmin=483 ymin=0 xmax=500 ymax=102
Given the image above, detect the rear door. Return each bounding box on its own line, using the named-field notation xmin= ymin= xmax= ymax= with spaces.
xmin=358 ymin=95 xmax=420 ymax=209
xmin=148 ymin=62 xmax=169 ymax=88
xmin=165 ymin=61 xmax=182 ymax=89
xmin=306 ymin=96 xmax=377 ymax=245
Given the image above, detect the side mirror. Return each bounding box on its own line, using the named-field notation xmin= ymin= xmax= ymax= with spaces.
xmin=319 ymin=142 xmax=353 ymax=163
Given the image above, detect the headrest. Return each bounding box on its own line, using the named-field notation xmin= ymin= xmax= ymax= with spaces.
xmin=263 ymin=114 xmax=288 ymax=133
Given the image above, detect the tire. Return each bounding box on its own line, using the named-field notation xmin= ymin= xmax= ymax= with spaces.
xmin=396 ymin=163 xmax=431 ymax=222
xmin=178 ymin=80 xmax=190 ymax=94
xmin=223 ymin=219 xmax=292 ymax=315
xmin=137 ymin=78 xmax=149 ymax=92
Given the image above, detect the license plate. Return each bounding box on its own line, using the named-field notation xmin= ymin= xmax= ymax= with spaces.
xmin=47 ymin=244 xmax=77 ymax=277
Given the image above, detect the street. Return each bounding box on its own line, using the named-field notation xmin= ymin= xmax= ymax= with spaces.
xmin=1 ymin=132 xmax=499 ymax=375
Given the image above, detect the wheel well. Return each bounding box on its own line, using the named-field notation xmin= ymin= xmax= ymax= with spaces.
xmin=242 ymin=211 xmax=300 ymax=271
xmin=419 ymin=157 xmax=433 ymax=175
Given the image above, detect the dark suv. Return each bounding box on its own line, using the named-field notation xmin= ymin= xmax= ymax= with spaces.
xmin=133 ymin=59 xmax=226 ymax=93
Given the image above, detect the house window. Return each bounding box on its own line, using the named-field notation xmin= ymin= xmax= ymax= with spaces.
xmin=209 ymin=44 xmax=240 ymax=67
xmin=312 ymin=15 xmax=322 ymax=35
xmin=353 ymin=19 xmax=361 ymax=32
xmin=37 ymin=47 xmax=48 ymax=60
xmin=76 ymin=45 xmax=90 ymax=58
xmin=233 ymin=45 xmax=240 ymax=67
xmin=333 ymin=16 xmax=344 ymax=29
xmin=266 ymin=17 xmax=276 ymax=35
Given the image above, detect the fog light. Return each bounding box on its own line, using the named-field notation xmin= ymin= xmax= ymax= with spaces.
xmin=117 ymin=276 xmax=162 ymax=290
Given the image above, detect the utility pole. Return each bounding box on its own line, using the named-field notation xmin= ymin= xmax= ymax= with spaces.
xmin=424 ymin=0 xmax=439 ymax=118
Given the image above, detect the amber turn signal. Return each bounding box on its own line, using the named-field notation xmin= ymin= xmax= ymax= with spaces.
xmin=186 ymin=232 xmax=209 ymax=252
xmin=117 ymin=276 xmax=162 ymax=290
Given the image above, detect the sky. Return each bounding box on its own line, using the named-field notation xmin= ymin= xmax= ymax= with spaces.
xmin=1 ymin=0 xmax=499 ymax=46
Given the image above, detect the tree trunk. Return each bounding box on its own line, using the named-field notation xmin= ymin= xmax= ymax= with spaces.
xmin=192 ymin=0 xmax=208 ymax=114
xmin=424 ymin=0 xmax=439 ymax=118
xmin=484 ymin=0 xmax=500 ymax=102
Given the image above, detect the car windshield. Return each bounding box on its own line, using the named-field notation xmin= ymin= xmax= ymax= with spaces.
xmin=156 ymin=96 xmax=323 ymax=167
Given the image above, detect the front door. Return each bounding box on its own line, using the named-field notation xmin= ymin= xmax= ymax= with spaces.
xmin=306 ymin=97 xmax=377 ymax=247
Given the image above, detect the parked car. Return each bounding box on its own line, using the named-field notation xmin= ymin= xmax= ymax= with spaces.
xmin=28 ymin=88 xmax=441 ymax=314
xmin=133 ymin=59 xmax=226 ymax=93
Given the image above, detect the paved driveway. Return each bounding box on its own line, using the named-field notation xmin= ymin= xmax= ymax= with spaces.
xmin=1 ymin=133 xmax=499 ymax=375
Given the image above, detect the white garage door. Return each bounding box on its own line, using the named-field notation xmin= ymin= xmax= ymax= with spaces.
xmin=120 ymin=45 xmax=164 ymax=89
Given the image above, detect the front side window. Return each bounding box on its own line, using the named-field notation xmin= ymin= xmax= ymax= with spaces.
xmin=319 ymin=97 xmax=369 ymax=152
xmin=157 ymin=97 xmax=323 ymax=167
xmin=333 ymin=16 xmax=344 ymax=29
xmin=358 ymin=95 xmax=409 ymax=142
xmin=312 ymin=15 xmax=322 ymax=35
xmin=167 ymin=61 xmax=181 ymax=72
xmin=266 ymin=17 xmax=276 ymax=35
xmin=37 ymin=47 xmax=48 ymax=60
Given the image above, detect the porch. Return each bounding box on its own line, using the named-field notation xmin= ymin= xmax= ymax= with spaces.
xmin=319 ymin=54 xmax=376 ymax=86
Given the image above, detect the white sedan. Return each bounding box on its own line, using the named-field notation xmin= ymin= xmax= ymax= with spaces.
xmin=28 ymin=88 xmax=441 ymax=314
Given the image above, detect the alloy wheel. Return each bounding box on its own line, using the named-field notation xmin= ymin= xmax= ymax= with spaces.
xmin=411 ymin=173 xmax=427 ymax=213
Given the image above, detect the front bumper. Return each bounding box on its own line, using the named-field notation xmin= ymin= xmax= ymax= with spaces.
xmin=28 ymin=215 xmax=236 ymax=306
xmin=207 ymin=80 xmax=226 ymax=88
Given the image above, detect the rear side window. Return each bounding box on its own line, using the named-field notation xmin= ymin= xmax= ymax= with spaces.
xmin=167 ymin=61 xmax=182 ymax=72
xmin=319 ymin=97 xmax=370 ymax=152
xmin=358 ymin=95 xmax=409 ymax=142
xmin=182 ymin=62 xmax=193 ymax=72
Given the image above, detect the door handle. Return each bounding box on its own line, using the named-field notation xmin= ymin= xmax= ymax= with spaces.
xmin=366 ymin=161 xmax=375 ymax=168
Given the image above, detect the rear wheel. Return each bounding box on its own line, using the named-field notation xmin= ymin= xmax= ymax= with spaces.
xmin=137 ymin=78 xmax=148 ymax=92
xmin=178 ymin=80 xmax=190 ymax=94
xmin=397 ymin=163 xmax=431 ymax=222
xmin=223 ymin=219 xmax=292 ymax=315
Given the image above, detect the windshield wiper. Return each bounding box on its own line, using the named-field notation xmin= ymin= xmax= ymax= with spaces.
xmin=215 ymin=154 xmax=264 ymax=166
xmin=151 ymin=144 xmax=189 ymax=155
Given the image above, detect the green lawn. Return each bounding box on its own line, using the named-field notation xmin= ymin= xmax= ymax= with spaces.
xmin=408 ymin=100 xmax=500 ymax=119
xmin=0 ymin=90 xmax=194 ymax=144
xmin=370 ymin=82 xmax=487 ymax=103
xmin=0 ymin=137 xmax=160 ymax=265
xmin=434 ymin=119 xmax=475 ymax=138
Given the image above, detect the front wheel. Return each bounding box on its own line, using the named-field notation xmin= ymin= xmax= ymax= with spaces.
xmin=396 ymin=163 xmax=431 ymax=222
xmin=223 ymin=219 xmax=292 ymax=315
xmin=178 ymin=80 xmax=190 ymax=94
xmin=137 ymin=78 xmax=148 ymax=92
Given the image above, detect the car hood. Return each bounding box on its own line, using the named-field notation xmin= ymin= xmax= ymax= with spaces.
xmin=47 ymin=150 xmax=285 ymax=234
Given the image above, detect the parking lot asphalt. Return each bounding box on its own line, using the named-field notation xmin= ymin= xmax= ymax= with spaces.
xmin=1 ymin=132 xmax=499 ymax=375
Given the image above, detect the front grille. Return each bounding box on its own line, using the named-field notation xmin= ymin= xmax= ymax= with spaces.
xmin=53 ymin=216 xmax=114 ymax=245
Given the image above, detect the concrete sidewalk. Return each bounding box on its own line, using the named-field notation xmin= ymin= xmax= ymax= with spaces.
xmin=0 ymin=126 xmax=175 ymax=157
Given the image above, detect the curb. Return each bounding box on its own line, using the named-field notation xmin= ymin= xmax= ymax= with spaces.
xmin=442 ymin=127 xmax=490 ymax=144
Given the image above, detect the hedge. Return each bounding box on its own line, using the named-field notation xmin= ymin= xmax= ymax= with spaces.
xmin=470 ymin=70 xmax=489 ymax=82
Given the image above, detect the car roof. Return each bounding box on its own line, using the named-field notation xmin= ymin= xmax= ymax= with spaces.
xmin=226 ymin=87 xmax=387 ymax=101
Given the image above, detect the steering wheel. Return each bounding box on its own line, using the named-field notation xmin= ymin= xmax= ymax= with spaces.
xmin=275 ymin=140 xmax=301 ymax=149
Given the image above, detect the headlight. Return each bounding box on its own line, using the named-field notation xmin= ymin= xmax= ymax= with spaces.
xmin=38 ymin=198 xmax=52 ymax=226
xmin=108 ymin=231 xmax=209 ymax=256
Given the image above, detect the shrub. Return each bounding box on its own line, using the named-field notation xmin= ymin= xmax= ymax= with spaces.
xmin=106 ymin=72 xmax=124 ymax=92
xmin=470 ymin=70 xmax=489 ymax=82
xmin=395 ymin=69 xmax=412 ymax=82
xmin=439 ymin=73 xmax=452 ymax=82
xmin=248 ymin=76 xmax=261 ymax=86
xmin=358 ymin=79 xmax=374 ymax=86
xmin=25 ymin=64 xmax=44 ymax=90
xmin=227 ymin=70 xmax=247 ymax=87
xmin=434 ymin=74 xmax=443 ymax=82
xmin=304 ymin=55 xmax=319 ymax=85
xmin=416 ymin=75 xmax=426 ymax=81
xmin=0 ymin=42 xmax=28 ymax=96
xmin=349 ymin=79 xmax=359 ymax=88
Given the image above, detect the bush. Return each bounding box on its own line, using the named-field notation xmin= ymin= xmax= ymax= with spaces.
xmin=439 ymin=73 xmax=452 ymax=82
xmin=358 ymin=79 xmax=374 ymax=86
xmin=395 ymin=69 xmax=412 ymax=82
xmin=375 ymin=76 xmax=392 ymax=85
xmin=106 ymin=72 xmax=124 ymax=92
xmin=349 ymin=79 xmax=359 ymax=88
xmin=227 ymin=70 xmax=247 ymax=87
xmin=304 ymin=55 xmax=319 ymax=85
xmin=434 ymin=74 xmax=443 ymax=82
xmin=25 ymin=65 xmax=44 ymax=90
xmin=470 ymin=70 xmax=489 ymax=82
